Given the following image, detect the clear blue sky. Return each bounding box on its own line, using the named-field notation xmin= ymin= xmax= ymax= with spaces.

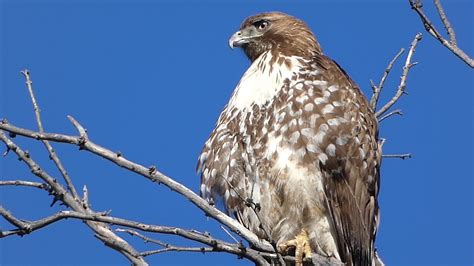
xmin=1 ymin=1 xmax=473 ymax=265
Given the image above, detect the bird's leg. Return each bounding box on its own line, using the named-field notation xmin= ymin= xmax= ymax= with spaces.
xmin=278 ymin=229 xmax=312 ymax=266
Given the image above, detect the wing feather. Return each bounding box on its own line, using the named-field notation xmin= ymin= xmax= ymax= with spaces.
xmin=313 ymin=56 xmax=381 ymax=265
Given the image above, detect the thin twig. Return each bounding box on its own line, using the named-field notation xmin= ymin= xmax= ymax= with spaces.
xmin=220 ymin=225 xmax=240 ymax=244
xmin=117 ymin=228 xmax=215 ymax=257
xmin=140 ymin=247 xmax=214 ymax=257
xmin=20 ymin=70 xmax=43 ymax=131
xmin=376 ymin=33 xmax=422 ymax=118
xmin=378 ymin=109 xmax=403 ymax=123
xmin=0 ymin=180 xmax=50 ymax=191
xmin=382 ymin=153 xmax=412 ymax=160
xmin=409 ymin=0 xmax=473 ymax=68
xmin=370 ymin=48 xmax=405 ymax=111
xmin=117 ymin=228 xmax=171 ymax=246
xmin=20 ymin=70 xmax=80 ymax=200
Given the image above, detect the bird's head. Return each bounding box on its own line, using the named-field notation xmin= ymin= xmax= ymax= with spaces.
xmin=229 ymin=12 xmax=322 ymax=62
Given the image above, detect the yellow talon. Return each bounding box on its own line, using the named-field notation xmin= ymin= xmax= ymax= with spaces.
xmin=278 ymin=229 xmax=313 ymax=266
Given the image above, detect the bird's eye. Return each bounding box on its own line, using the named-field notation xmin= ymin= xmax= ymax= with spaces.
xmin=253 ymin=20 xmax=269 ymax=30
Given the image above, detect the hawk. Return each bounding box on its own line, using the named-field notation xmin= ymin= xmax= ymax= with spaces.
xmin=198 ymin=12 xmax=383 ymax=266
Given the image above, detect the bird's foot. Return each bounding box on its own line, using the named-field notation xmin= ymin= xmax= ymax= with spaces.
xmin=278 ymin=229 xmax=312 ymax=266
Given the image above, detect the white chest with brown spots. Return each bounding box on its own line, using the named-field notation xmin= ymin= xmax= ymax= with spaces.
xmin=227 ymin=51 xmax=303 ymax=111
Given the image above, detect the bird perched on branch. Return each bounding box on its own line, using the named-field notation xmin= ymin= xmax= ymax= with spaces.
xmin=198 ymin=12 xmax=383 ymax=266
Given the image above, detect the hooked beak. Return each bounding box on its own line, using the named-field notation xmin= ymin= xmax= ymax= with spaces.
xmin=229 ymin=30 xmax=248 ymax=49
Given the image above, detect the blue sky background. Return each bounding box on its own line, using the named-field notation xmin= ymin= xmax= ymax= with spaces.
xmin=1 ymin=1 xmax=473 ymax=265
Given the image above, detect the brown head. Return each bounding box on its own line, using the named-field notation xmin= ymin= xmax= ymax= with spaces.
xmin=229 ymin=12 xmax=322 ymax=61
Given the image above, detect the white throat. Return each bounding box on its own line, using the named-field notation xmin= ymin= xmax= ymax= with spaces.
xmin=227 ymin=52 xmax=303 ymax=110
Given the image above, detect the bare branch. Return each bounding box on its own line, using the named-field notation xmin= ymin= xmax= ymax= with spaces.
xmin=370 ymin=48 xmax=405 ymax=111
xmin=140 ymin=247 xmax=212 ymax=257
xmin=0 ymin=180 xmax=50 ymax=191
xmin=117 ymin=229 xmax=215 ymax=257
xmin=382 ymin=153 xmax=412 ymax=160
xmin=0 ymin=205 xmax=268 ymax=264
xmin=0 ymin=131 xmax=69 ymax=199
xmin=220 ymin=225 xmax=240 ymax=244
xmin=0 ymin=206 xmax=33 ymax=235
xmin=1 ymin=203 xmax=337 ymax=266
xmin=0 ymin=120 xmax=274 ymax=253
xmin=378 ymin=109 xmax=403 ymax=123
xmin=0 ymin=130 xmax=147 ymax=265
xmin=433 ymin=0 xmax=456 ymax=45
xmin=376 ymin=33 xmax=422 ymax=118
xmin=20 ymin=70 xmax=43 ymax=130
xmin=117 ymin=228 xmax=173 ymax=246
xmin=409 ymin=0 xmax=473 ymax=68
xmin=20 ymin=70 xmax=80 ymax=200
xmin=0 ymin=206 xmax=93 ymax=237
xmin=117 ymin=225 xmax=269 ymax=265
xmin=0 ymin=125 xmax=273 ymax=264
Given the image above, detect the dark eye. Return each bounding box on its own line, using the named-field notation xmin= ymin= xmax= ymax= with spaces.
xmin=253 ymin=20 xmax=269 ymax=30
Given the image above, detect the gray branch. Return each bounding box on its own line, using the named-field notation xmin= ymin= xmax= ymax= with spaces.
xmin=116 ymin=229 xmax=216 ymax=257
xmin=0 ymin=206 xmax=269 ymax=265
xmin=433 ymin=0 xmax=456 ymax=45
xmin=370 ymin=48 xmax=405 ymax=111
xmin=409 ymin=0 xmax=473 ymax=68
xmin=0 ymin=130 xmax=147 ymax=265
xmin=382 ymin=153 xmax=412 ymax=160
xmin=376 ymin=33 xmax=422 ymax=118
xmin=0 ymin=119 xmax=274 ymax=253
xmin=20 ymin=69 xmax=80 ymax=200
xmin=0 ymin=180 xmax=50 ymax=191
xmin=0 ymin=203 xmax=337 ymax=265
xmin=378 ymin=109 xmax=403 ymax=123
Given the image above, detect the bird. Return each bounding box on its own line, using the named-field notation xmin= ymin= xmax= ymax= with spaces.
xmin=197 ymin=12 xmax=383 ymax=266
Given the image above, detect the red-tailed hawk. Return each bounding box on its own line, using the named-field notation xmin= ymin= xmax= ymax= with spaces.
xmin=198 ymin=12 xmax=382 ymax=266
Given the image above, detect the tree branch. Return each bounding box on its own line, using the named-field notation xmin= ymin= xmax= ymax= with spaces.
xmin=20 ymin=69 xmax=80 ymax=200
xmin=0 ymin=206 xmax=269 ymax=265
xmin=433 ymin=0 xmax=456 ymax=45
xmin=370 ymin=48 xmax=405 ymax=111
xmin=382 ymin=153 xmax=412 ymax=160
xmin=0 ymin=180 xmax=50 ymax=191
xmin=0 ymin=206 xmax=34 ymax=236
xmin=409 ymin=0 xmax=473 ymax=68
xmin=0 ymin=201 xmax=338 ymax=266
xmin=0 ymin=130 xmax=147 ymax=265
xmin=116 ymin=228 xmax=215 ymax=257
xmin=378 ymin=109 xmax=403 ymax=123
xmin=0 ymin=119 xmax=274 ymax=253
xmin=376 ymin=33 xmax=422 ymax=118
